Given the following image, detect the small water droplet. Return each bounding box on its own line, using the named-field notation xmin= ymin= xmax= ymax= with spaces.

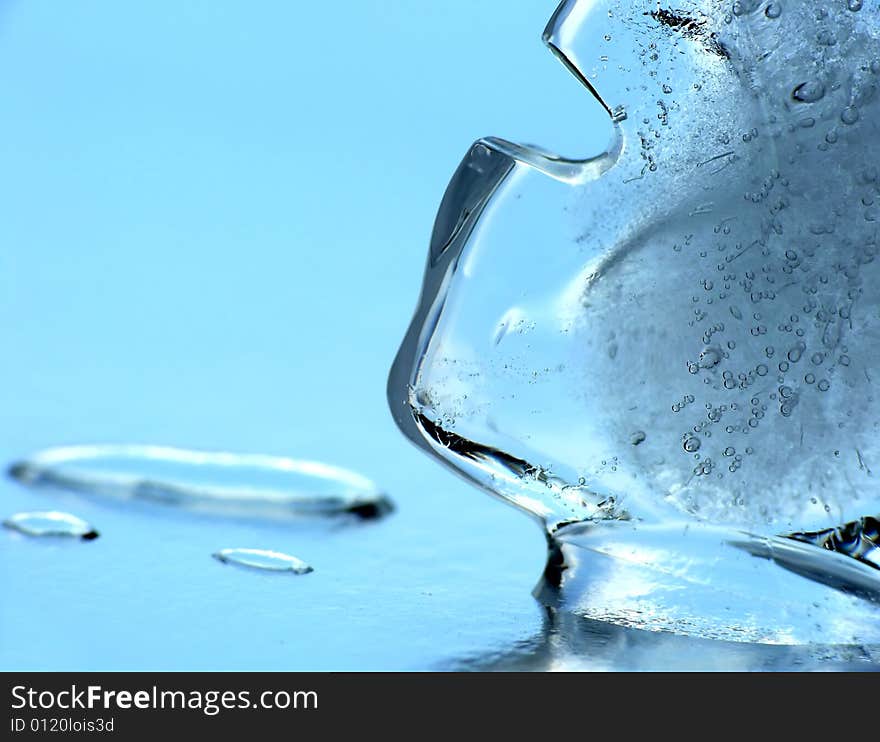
xmin=3 ymin=511 xmax=99 ymax=540
xmin=213 ymin=548 xmax=313 ymax=574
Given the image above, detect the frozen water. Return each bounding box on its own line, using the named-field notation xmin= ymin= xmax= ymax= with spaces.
xmin=390 ymin=0 xmax=880 ymax=641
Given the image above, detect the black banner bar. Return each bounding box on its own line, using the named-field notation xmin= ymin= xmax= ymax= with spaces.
xmin=1 ymin=671 xmax=874 ymax=736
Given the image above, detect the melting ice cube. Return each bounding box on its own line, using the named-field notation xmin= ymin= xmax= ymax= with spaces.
xmin=389 ymin=0 xmax=880 ymax=642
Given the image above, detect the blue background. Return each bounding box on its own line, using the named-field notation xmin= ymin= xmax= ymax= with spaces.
xmin=0 ymin=0 xmax=614 ymax=670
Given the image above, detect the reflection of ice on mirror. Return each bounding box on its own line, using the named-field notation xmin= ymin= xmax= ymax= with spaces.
xmin=451 ymin=604 xmax=879 ymax=671
xmin=390 ymin=0 xmax=880 ymax=643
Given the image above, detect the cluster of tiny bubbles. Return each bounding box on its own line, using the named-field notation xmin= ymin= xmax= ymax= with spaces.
xmin=722 ymin=369 xmax=737 ymax=390
xmin=727 ymin=451 xmax=744 ymax=474
xmin=707 ymin=403 xmax=726 ymax=423
xmin=597 ymin=457 xmax=620 ymax=473
xmin=778 ymin=384 xmax=800 ymax=417
xmin=671 ymin=393 xmax=696 ymax=413
xmin=701 ymin=322 xmax=725 ymax=346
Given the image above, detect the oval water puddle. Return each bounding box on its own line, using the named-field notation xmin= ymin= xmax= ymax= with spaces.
xmin=3 ymin=511 xmax=99 ymax=540
xmin=213 ymin=548 xmax=313 ymax=574
xmin=8 ymin=445 xmax=392 ymax=520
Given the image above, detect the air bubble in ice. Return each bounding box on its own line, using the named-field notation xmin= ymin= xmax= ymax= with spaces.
xmin=683 ymin=435 xmax=702 ymax=453
xmin=792 ymin=81 xmax=825 ymax=103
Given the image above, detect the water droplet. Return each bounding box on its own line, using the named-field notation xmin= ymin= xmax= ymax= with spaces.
xmin=792 ymin=81 xmax=825 ymax=103
xmin=818 ymin=379 xmax=830 ymax=392
xmin=3 ymin=511 xmax=99 ymax=540
xmin=8 ymin=445 xmax=393 ymax=521
xmin=213 ymin=548 xmax=313 ymax=574
xmin=847 ymin=0 xmax=863 ymax=11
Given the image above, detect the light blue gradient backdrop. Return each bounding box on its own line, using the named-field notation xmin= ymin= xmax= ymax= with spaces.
xmin=0 ymin=1 xmax=613 ymax=669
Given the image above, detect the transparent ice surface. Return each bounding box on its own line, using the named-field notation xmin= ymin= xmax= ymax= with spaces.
xmin=391 ymin=0 xmax=880 ymax=643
